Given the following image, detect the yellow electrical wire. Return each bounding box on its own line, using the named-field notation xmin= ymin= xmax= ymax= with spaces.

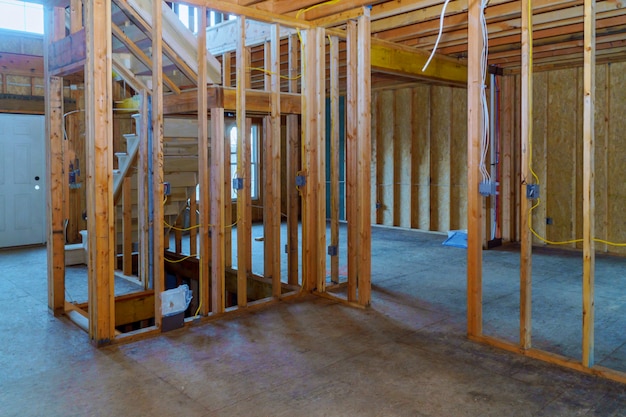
xmin=164 ymin=221 xmax=203 ymax=232
xmin=248 ymin=66 xmax=302 ymax=81
xmin=164 ymin=254 xmax=198 ymax=263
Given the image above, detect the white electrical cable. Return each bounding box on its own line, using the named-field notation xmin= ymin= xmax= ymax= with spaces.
xmin=478 ymin=0 xmax=491 ymax=184
xmin=422 ymin=0 xmax=452 ymax=72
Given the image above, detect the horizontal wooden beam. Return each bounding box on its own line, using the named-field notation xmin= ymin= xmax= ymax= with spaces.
xmin=371 ymin=40 xmax=467 ymax=86
xmin=0 ymin=53 xmax=44 ymax=77
xmin=162 ymin=86 xmax=301 ymax=115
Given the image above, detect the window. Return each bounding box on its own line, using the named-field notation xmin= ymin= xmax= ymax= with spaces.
xmin=230 ymin=125 xmax=259 ymax=200
xmin=0 ymin=0 xmax=43 ymax=34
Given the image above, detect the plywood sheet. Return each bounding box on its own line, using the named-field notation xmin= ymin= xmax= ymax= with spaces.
xmin=378 ymin=89 xmax=395 ymax=226
xmin=411 ymin=84 xmax=431 ymax=230
xmin=394 ymin=88 xmax=412 ymax=228
xmin=531 ymin=72 xmax=548 ymax=245
xmin=449 ymin=86 xmax=467 ymax=230
xmin=429 ymin=86 xmax=451 ymax=232
xmin=546 ymin=68 xmax=578 ymax=245
xmin=594 ymin=64 xmax=609 ymax=253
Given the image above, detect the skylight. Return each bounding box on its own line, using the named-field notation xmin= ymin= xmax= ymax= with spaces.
xmin=0 ymin=0 xmax=43 ymax=34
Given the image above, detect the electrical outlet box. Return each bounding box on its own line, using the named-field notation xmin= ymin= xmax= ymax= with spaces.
xmin=296 ymin=175 xmax=306 ymax=187
xmin=479 ymin=181 xmax=497 ymax=197
xmin=526 ymin=184 xmax=540 ymax=199
xmin=163 ymin=181 xmax=171 ymax=196
xmin=233 ymin=177 xmax=244 ymax=190
xmin=327 ymin=245 xmax=338 ymax=256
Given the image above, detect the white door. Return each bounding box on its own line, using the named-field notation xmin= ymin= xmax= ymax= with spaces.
xmin=0 ymin=114 xmax=46 ymax=248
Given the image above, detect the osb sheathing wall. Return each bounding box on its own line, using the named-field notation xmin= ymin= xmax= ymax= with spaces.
xmin=371 ymin=84 xmax=468 ymax=233
xmin=503 ymin=62 xmax=626 ymax=255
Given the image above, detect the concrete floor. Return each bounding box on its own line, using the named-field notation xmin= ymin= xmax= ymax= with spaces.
xmin=2 ymin=227 xmax=626 ymax=416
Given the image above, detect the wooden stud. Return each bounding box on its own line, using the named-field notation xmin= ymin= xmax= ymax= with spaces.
xmin=236 ymin=17 xmax=250 ymax=308
xmin=520 ymin=0 xmax=533 ymax=349
xmin=85 ymin=0 xmax=115 ymax=345
xmin=268 ymin=24 xmax=282 ymax=297
xmin=70 ymin=0 xmax=82 ymax=33
xmin=222 ymin=52 xmax=232 ymax=87
xmin=138 ymin=90 xmax=149 ymax=289
xmin=467 ymin=0 xmax=484 ymax=337
xmin=189 ymin=186 xmax=198 ymax=256
xmin=286 ymin=34 xmax=300 ymax=287
xmin=151 ymin=0 xmax=165 ymax=330
xmin=582 ymin=0 xmax=596 ymax=368
xmin=223 ymin=52 xmax=233 ymax=270
xmin=211 ymin=107 xmax=226 ymax=314
xmin=346 ymin=20 xmax=358 ymax=302
xmin=316 ymin=28 xmax=327 ymax=294
xmin=330 ymin=35 xmax=340 ymax=285
xmin=500 ymin=76 xmax=513 ymax=242
xmin=122 ymin=175 xmax=133 ymax=275
xmin=44 ymin=5 xmax=65 ymax=316
xmin=198 ymin=7 xmax=211 ymax=316
xmin=356 ymin=11 xmax=371 ymax=306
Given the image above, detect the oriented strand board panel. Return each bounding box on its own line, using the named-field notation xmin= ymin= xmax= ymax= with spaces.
xmin=607 ymin=62 xmax=626 ymax=255
xmin=531 ymin=72 xmax=548 ymax=245
xmin=377 ymin=89 xmax=395 ymax=225
xmin=429 ymin=86 xmax=451 ymax=232
xmin=545 ymin=68 xmax=578 ymax=245
xmin=411 ymin=84 xmax=431 ymax=230
xmin=449 ymin=86 xmax=467 ymax=230
xmin=595 ymin=65 xmax=609 ymax=253
xmin=394 ymin=88 xmax=412 ymax=228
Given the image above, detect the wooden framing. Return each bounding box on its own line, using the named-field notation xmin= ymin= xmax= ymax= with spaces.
xmin=346 ymin=20 xmax=358 ymax=302
xmin=85 ymin=0 xmax=115 ymax=345
xmin=329 ymin=35 xmax=340 ymax=285
xmin=582 ymin=0 xmax=596 ymax=368
xmin=44 ymin=5 xmax=66 ymax=316
xmin=519 ymin=0 xmax=533 ymax=350
xmin=466 ymin=0 xmax=483 ymax=337
xmin=210 ymin=107 xmax=226 ymax=314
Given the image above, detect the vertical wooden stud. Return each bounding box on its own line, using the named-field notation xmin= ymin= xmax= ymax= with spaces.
xmin=122 ymin=175 xmax=133 ymax=275
xmin=152 ymin=0 xmax=165 ymax=329
xmin=85 ymin=0 xmax=115 ymax=344
xmin=70 ymin=0 xmax=82 ymax=33
xmin=356 ymin=11 xmax=371 ymax=306
xmin=211 ymin=107 xmax=226 ymax=314
xmin=467 ymin=0 xmax=484 ymax=337
xmin=346 ymin=20 xmax=358 ymax=302
xmin=236 ymin=17 xmax=250 ymax=307
xmin=138 ymin=90 xmax=149 ymax=289
xmin=519 ymin=0 xmax=533 ymax=349
xmin=223 ymin=53 xmax=233 ymax=269
xmin=582 ymin=0 xmax=596 ymax=368
xmin=198 ymin=6 xmax=211 ymax=315
xmin=330 ymin=35 xmax=340 ymax=285
xmin=286 ymin=34 xmax=300 ymax=287
xmin=44 ymin=5 xmax=65 ymax=316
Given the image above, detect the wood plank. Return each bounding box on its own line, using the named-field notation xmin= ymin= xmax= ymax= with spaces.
xmin=346 ymin=20 xmax=358 ymax=302
xmin=582 ymin=0 xmax=596 ymax=368
xmin=70 ymin=0 xmax=82 ymax=33
xmin=122 ymin=175 xmax=133 ymax=275
xmin=198 ymin=7 xmax=210 ymax=316
xmin=356 ymin=11 xmax=372 ymax=306
xmin=44 ymin=5 xmax=65 ymax=316
xmin=151 ymin=0 xmax=165 ymax=331
xmin=467 ymin=0 xmax=483 ymax=338
xmin=330 ymin=35 xmax=340 ymax=284
xmin=429 ymin=86 xmax=451 ymax=232
xmin=85 ymin=0 xmax=115 ymax=345
xmin=211 ymin=107 xmax=226 ymax=314
xmin=450 ymin=86 xmax=467 ymax=231
xmin=520 ymin=0 xmax=533 ymax=349
xmin=394 ymin=88 xmax=412 ymax=228
xmin=286 ymin=34 xmax=300 ymax=287
xmin=138 ymin=91 xmax=149 ymax=289
xmin=378 ymin=90 xmax=394 ymax=226
xmin=236 ymin=17 xmax=250 ymax=308
xmin=411 ymin=84 xmax=431 ymax=230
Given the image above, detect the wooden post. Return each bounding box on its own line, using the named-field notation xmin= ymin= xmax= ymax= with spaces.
xmin=236 ymin=18 xmax=250 ymax=307
xmin=467 ymin=0 xmax=484 ymax=337
xmin=70 ymin=0 xmax=82 ymax=33
xmin=44 ymin=5 xmax=65 ymax=316
xmin=85 ymin=0 xmax=115 ymax=345
xmin=198 ymin=7 xmax=211 ymax=316
xmin=356 ymin=11 xmax=372 ymax=306
xmin=286 ymin=34 xmax=300 ymax=287
xmin=223 ymin=53 xmax=233 ymax=269
xmin=346 ymin=20 xmax=358 ymax=302
xmin=189 ymin=190 xmax=198 ymax=255
xmin=330 ymin=35 xmax=340 ymax=285
xmin=520 ymin=0 xmax=533 ymax=349
xmin=138 ymin=90 xmax=149 ymax=289
xmin=152 ymin=0 xmax=165 ymax=329
xmin=268 ymin=24 xmax=282 ymax=297
xmin=122 ymin=175 xmax=133 ymax=275
xmin=582 ymin=0 xmax=596 ymax=368
xmin=500 ymin=77 xmax=514 ymax=243
xmin=211 ymin=107 xmax=226 ymax=314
